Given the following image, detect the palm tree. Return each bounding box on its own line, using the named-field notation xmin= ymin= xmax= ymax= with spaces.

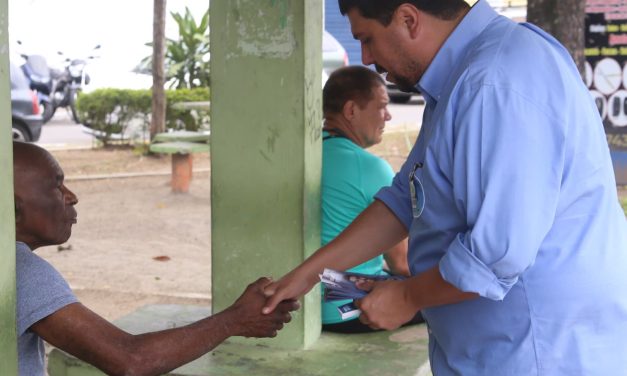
xmin=140 ymin=7 xmax=210 ymax=90
xmin=151 ymin=0 xmax=167 ymax=139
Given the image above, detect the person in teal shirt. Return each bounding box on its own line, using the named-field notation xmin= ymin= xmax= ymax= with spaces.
xmin=320 ymin=66 xmax=413 ymax=333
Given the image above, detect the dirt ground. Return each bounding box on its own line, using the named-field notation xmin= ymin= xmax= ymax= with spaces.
xmin=40 ymin=133 xmax=627 ymax=322
xmin=40 ymin=150 xmax=213 ymax=321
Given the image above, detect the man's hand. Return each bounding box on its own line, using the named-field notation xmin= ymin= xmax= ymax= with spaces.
xmin=262 ymin=269 xmax=318 ymax=314
xmin=226 ymin=277 xmax=300 ymax=338
xmin=354 ymin=279 xmax=419 ymax=330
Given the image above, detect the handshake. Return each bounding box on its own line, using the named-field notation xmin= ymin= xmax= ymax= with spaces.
xmin=232 ymin=269 xmax=402 ymax=337
xmin=224 ymin=277 xmax=300 ymax=338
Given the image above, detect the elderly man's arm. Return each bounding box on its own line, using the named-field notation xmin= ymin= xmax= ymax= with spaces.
xmin=383 ymin=238 xmax=410 ymax=277
xmin=31 ymin=278 xmax=298 ymax=376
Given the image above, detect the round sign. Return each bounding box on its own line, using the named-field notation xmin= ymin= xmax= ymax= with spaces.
xmin=590 ymin=90 xmax=608 ymax=121
xmin=594 ymin=58 xmax=622 ymax=95
xmin=607 ymin=90 xmax=627 ymax=127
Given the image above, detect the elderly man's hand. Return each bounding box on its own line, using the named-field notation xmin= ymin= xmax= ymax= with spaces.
xmin=262 ymin=268 xmax=318 ymax=314
xmin=226 ymin=277 xmax=300 ymax=338
xmin=354 ymin=279 xmax=418 ymax=330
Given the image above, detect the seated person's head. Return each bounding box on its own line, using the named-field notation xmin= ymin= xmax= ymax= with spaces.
xmin=13 ymin=142 xmax=78 ymax=250
xmin=323 ymin=66 xmax=391 ymax=148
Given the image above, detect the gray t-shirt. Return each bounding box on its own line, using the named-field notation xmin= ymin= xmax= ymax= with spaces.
xmin=16 ymin=241 xmax=78 ymax=375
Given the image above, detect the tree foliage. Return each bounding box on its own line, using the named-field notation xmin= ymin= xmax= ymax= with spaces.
xmin=76 ymin=87 xmax=210 ymax=145
xmin=140 ymin=7 xmax=210 ymax=89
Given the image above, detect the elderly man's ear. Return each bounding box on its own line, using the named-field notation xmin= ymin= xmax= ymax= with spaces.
xmin=15 ymin=198 xmax=23 ymax=224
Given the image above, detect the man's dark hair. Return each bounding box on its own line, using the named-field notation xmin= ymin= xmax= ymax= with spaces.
xmin=339 ymin=0 xmax=470 ymax=25
xmin=323 ymin=66 xmax=385 ymax=117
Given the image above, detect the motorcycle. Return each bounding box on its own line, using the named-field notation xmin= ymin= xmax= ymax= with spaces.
xmin=16 ymin=41 xmax=55 ymax=123
xmin=50 ymin=45 xmax=100 ymax=124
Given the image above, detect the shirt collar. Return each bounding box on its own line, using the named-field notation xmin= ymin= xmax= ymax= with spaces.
xmin=417 ymin=0 xmax=499 ymax=104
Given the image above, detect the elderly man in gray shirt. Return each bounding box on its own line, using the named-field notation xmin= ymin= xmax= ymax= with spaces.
xmin=13 ymin=141 xmax=298 ymax=375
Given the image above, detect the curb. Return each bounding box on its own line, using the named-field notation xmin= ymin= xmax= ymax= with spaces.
xmin=65 ymin=168 xmax=211 ymax=182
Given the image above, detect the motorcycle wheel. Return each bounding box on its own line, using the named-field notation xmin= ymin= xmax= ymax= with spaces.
xmin=70 ymin=91 xmax=80 ymax=124
xmin=41 ymin=101 xmax=56 ymax=123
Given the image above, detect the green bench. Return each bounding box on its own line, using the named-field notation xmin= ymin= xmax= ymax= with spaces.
xmin=149 ymin=131 xmax=210 ymax=193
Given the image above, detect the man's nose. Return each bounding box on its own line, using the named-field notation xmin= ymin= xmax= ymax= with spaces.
xmin=385 ymin=108 xmax=392 ymax=121
xmin=361 ymin=45 xmax=374 ymax=65
xmin=63 ymin=185 xmax=79 ymax=205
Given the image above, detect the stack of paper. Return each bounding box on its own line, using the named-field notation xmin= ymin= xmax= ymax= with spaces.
xmin=318 ymin=268 xmax=402 ymax=320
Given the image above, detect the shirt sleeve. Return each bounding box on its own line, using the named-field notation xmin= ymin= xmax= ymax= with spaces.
xmin=359 ymin=154 xmax=395 ymax=201
xmin=16 ymin=242 xmax=78 ymax=335
xmin=438 ymin=85 xmax=565 ymax=300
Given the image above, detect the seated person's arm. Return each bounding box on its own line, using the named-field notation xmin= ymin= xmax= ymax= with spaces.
xmin=383 ymin=238 xmax=410 ymax=277
xmin=31 ymin=278 xmax=298 ymax=376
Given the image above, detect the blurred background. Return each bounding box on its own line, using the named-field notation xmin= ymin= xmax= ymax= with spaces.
xmin=9 ymin=0 xmax=209 ymax=91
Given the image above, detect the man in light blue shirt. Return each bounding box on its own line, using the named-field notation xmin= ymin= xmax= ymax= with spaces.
xmin=264 ymin=1 xmax=627 ymax=374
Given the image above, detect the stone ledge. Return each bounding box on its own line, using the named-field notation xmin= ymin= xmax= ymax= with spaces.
xmin=48 ymin=304 xmax=430 ymax=376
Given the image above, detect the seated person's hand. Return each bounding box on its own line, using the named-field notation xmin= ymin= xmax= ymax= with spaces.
xmin=226 ymin=277 xmax=300 ymax=338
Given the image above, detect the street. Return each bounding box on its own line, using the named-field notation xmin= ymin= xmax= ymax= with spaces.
xmin=36 ymin=94 xmax=425 ymax=150
xmin=36 ymin=110 xmax=94 ymax=150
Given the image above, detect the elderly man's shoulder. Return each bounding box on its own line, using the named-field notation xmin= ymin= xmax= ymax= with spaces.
xmin=15 ymin=241 xmax=78 ymax=336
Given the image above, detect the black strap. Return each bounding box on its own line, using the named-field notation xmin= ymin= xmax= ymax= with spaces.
xmin=322 ymin=127 xmax=350 ymax=141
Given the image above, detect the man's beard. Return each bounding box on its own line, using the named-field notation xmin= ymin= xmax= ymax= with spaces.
xmin=375 ymin=62 xmax=420 ymax=93
xmin=394 ymin=75 xmax=419 ymax=92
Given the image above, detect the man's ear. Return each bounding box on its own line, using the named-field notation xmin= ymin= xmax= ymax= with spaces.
xmin=342 ymin=100 xmax=357 ymax=121
xmin=395 ymin=4 xmax=420 ymax=39
xmin=14 ymin=197 xmax=23 ymax=224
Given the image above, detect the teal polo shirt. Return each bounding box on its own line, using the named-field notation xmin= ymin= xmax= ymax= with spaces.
xmin=321 ymin=131 xmax=395 ymax=324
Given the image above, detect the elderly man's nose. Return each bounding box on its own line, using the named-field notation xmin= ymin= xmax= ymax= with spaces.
xmin=63 ymin=186 xmax=79 ymax=205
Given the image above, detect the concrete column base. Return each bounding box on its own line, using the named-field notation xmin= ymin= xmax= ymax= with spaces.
xmin=47 ymin=304 xmax=431 ymax=376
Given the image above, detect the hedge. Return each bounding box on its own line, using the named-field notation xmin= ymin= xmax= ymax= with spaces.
xmin=76 ymin=87 xmax=210 ymax=145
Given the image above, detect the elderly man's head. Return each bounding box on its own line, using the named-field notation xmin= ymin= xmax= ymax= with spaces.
xmin=13 ymin=142 xmax=78 ymax=250
xmin=323 ymin=66 xmax=391 ymax=148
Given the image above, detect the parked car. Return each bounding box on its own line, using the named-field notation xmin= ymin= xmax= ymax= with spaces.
xmin=323 ymin=30 xmax=349 ymax=78
xmin=10 ymin=62 xmax=43 ymax=142
xmin=386 ymin=79 xmax=415 ymax=104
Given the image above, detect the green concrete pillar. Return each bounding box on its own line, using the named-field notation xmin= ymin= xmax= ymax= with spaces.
xmin=0 ymin=0 xmax=18 ymax=372
xmin=210 ymin=0 xmax=322 ymax=349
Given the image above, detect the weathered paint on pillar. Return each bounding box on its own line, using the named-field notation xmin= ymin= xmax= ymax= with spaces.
xmin=211 ymin=0 xmax=322 ymax=349
xmin=0 ymin=0 xmax=18 ymax=372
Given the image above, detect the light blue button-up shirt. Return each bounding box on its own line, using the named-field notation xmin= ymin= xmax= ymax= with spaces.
xmin=376 ymin=1 xmax=627 ymax=374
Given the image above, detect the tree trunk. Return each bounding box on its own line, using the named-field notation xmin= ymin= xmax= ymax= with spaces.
xmin=151 ymin=0 xmax=167 ymax=139
xmin=527 ymin=0 xmax=586 ymax=77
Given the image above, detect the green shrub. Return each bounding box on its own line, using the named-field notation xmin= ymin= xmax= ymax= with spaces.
xmin=76 ymin=87 xmax=209 ymax=146
xmin=621 ymin=197 xmax=627 ymax=217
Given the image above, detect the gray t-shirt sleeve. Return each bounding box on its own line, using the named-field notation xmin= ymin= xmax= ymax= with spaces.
xmin=16 ymin=241 xmax=78 ymax=335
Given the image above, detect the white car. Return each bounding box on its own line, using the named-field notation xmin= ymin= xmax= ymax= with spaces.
xmin=323 ymin=30 xmax=349 ymax=84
